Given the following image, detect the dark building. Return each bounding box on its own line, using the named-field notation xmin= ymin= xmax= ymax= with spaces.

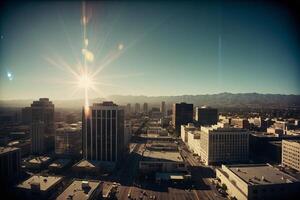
xmin=172 ymin=102 xmax=193 ymax=134
xmin=21 ymin=107 xmax=32 ymax=125
xmin=30 ymin=98 xmax=55 ymax=153
xmin=31 ymin=98 xmax=55 ymax=135
xmin=195 ymin=106 xmax=218 ymax=126
xmin=82 ymin=101 xmax=125 ymax=163
xmin=249 ymin=132 xmax=300 ymax=163
xmin=0 ymin=147 xmax=21 ymax=188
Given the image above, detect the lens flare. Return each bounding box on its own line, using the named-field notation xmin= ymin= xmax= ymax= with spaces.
xmin=78 ymin=74 xmax=91 ymax=88
xmin=118 ymin=43 xmax=124 ymax=50
xmin=7 ymin=72 xmax=13 ymax=81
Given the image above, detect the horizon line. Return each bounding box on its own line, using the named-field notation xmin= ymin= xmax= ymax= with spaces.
xmin=0 ymin=92 xmax=299 ymax=101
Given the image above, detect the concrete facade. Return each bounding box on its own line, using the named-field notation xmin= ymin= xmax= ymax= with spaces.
xmin=282 ymin=140 xmax=300 ymax=171
xmin=216 ymin=164 xmax=300 ymax=200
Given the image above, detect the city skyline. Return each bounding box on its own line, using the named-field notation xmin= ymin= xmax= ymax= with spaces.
xmin=1 ymin=1 xmax=300 ymax=199
xmin=1 ymin=1 xmax=300 ymax=101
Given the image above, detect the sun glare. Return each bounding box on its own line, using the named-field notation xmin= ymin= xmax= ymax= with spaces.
xmin=78 ymin=73 xmax=93 ymax=89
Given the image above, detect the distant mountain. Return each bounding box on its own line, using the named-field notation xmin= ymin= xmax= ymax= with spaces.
xmin=109 ymin=93 xmax=300 ymax=108
xmin=0 ymin=93 xmax=299 ymax=108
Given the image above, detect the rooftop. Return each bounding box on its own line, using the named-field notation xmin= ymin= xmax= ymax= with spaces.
xmin=227 ymin=164 xmax=299 ymax=185
xmin=17 ymin=175 xmax=63 ymax=191
xmin=283 ymin=139 xmax=300 ymax=144
xmin=56 ymin=180 xmax=101 ymax=200
xmin=74 ymin=159 xmax=101 ymax=168
xmin=49 ymin=159 xmax=71 ymax=169
xmin=28 ymin=156 xmax=51 ymax=164
xmin=0 ymin=146 xmax=20 ymax=155
xmin=142 ymin=149 xmax=183 ymax=162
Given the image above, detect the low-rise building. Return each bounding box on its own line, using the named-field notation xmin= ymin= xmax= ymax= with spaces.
xmin=16 ymin=175 xmax=63 ymax=199
xmin=26 ymin=156 xmax=52 ymax=169
xmin=230 ymin=118 xmax=250 ymax=129
xmin=180 ymin=123 xmax=196 ymax=143
xmin=48 ymin=158 xmax=72 ymax=172
xmin=216 ymin=164 xmax=300 ymax=200
xmin=187 ymin=130 xmax=201 ymax=155
xmin=56 ymin=179 xmax=102 ymax=200
xmin=72 ymin=159 xmax=102 ymax=176
xmin=139 ymin=141 xmax=186 ymax=174
xmin=147 ymin=127 xmax=168 ymax=136
xmin=282 ymin=140 xmax=300 ymax=171
xmin=55 ymin=127 xmax=81 ymax=158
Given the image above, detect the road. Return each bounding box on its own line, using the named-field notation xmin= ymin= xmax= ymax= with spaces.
xmin=179 ymin=142 xmax=225 ymax=200
xmin=112 ymin=137 xmax=225 ymax=200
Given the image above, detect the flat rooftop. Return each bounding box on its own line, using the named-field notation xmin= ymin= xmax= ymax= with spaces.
xmin=49 ymin=159 xmax=71 ymax=169
xmin=283 ymin=139 xmax=300 ymax=144
xmin=228 ymin=164 xmax=299 ymax=185
xmin=56 ymin=180 xmax=101 ymax=200
xmin=74 ymin=159 xmax=101 ymax=168
xmin=141 ymin=150 xmax=183 ymax=162
xmin=17 ymin=175 xmax=63 ymax=191
xmin=28 ymin=156 xmax=51 ymax=164
xmin=0 ymin=146 xmax=20 ymax=155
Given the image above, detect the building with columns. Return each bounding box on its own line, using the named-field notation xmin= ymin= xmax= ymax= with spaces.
xmin=82 ymin=101 xmax=125 ymax=163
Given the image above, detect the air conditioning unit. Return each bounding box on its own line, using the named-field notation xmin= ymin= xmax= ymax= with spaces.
xmin=81 ymin=181 xmax=89 ymax=189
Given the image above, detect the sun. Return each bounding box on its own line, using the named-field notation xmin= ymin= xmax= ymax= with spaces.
xmin=78 ymin=73 xmax=93 ymax=89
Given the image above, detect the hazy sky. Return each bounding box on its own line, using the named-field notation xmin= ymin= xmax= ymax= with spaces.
xmin=1 ymin=1 xmax=300 ymax=100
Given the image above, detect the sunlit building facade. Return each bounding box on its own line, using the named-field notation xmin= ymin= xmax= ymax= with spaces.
xmin=282 ymin=140 xmax=300 ymax=171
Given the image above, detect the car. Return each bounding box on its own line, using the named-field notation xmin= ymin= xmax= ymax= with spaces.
xmin=127 ymin=193 xmax=131 ymax=198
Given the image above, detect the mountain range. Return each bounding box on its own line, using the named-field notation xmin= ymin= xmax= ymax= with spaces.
xmin=0 ymin=93 xmax=299 ymax=109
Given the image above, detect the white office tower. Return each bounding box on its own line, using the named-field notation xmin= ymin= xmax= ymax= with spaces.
xmin=31 ymin=121 xmax=45 ymax=154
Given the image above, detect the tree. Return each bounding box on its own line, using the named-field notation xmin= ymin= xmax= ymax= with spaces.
xmin=221 ymin=183 xmax=227 ymax=191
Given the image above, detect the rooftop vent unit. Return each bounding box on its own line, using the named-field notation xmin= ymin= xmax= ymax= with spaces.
xmin=81 ymin=181 xmax=89 ymax=189
xmin=30 ymin=182 xmax=41 ymax=191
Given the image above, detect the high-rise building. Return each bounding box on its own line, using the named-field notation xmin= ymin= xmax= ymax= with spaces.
xmin=172 ymin=102 xmax=193 ymax=133
xmin=21 ymin=107 xmax=32 ymax=125
xmin=31 ymin=121 xmax=45 ymax=154
xmin=195 ymin=106 xmax=218 ymax=126
xmin=282 ymin=140 xmax=300 ymax=171
xmin=82 ymin=101 xmax=125 ymax=163
xmin=135 ymin=103 xmax=140 ymax=113
xmin=30 ymin=98 xmax=55 ymax=154
xmin=143 ymin=103 xmax=148 ymax=114
xmin=0 ymin=147 xmax=21 ymax=187
xmin=125 ymin=103 xmax=131 ymax=115
xmin=31 ymin=98 xmax=55 ymax=135
xmin=160 ymin=101 xmax=166 ymax=117
xmin=199 ymin=126 xmax=249 ymax=165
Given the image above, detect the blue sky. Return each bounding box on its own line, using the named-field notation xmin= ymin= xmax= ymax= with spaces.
xmin=0 ymin=1 xmax=299 ymax=100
